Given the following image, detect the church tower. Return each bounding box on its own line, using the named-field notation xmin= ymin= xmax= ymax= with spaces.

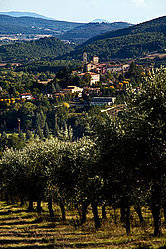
xmin=93 ymin=56 xmax=99 ymax=64
xmin=83 ymin=52 xmax=88 ymax=65
xmin=83 ymin=52 xmax=88 ymax=72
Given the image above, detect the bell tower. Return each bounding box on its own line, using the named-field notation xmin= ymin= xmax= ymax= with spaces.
xmin=93 ymin=56 xmax=99 ymax=64
xmin=83 ymin=52 xmax=88 ymax=65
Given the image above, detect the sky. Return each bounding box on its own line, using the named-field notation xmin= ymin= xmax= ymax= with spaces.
xmin=0 ymin=0 xmax=165 ymax=24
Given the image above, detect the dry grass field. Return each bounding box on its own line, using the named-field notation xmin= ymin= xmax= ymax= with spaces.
xmin=0 ymin=202 xmax=166 ymax=249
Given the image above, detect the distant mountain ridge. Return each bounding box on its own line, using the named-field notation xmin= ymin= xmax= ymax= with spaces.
xmin=0 ymin=14 xmax=133 ymax=44
xmin=0 ymin=11 xmax=55 ymax=20
xmin=90 ymin=19 xmax=109 ymax=23
xmin=0 ymin=14 xmax=84 ymax=35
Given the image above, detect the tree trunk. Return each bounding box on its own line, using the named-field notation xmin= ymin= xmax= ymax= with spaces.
xmin=135 ymin=206 xmax=144 ymax=224
xmin=151 ymin=203 xmax=161 ymax=236
xmin=151 ymin=183 xmax=162 ymax=237
xmin=0 ymin=191 xmax=3 ymax=201
xmin=125 ymin=206 xmax=130 ymax=235
xmin=10 ymin=194 xmax=15 ymax=204
xmin=76 ymin=204 xmax=82 ymax=220
xmin=91 ymin=201 xmax=101 ymax=229
xmin=27 ymin=200 xmax=34 ymax=212
xmin=60 ymin=199 xmax=66 ymax=221
xmin=5 ymin=194 xmax=10 ymax=205
xmin=81 ymin=201 xmax=89 ymax=225
xmin=36 ymin=200 xmax=42 ymax=214
xmin=114 ymin=208 xmax=117 ymax=224
xmin=48 ymin=197 xmax=54 ymax=218
xmin=163 ymin=206 xmax=166 ymax=225
xmin=20 ymin=196 xmax=24 ymax=206
xmin=102 ymin=204 xmax=107 ymax=219
xmin=120 ymin=207 xmax=126 ymax=223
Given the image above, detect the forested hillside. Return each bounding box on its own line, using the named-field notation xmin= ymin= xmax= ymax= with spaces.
xmin=59 ymin=22 xmax=132 ymax=44
xmin=67 ymin=16 xmax=166 ymax=60
xmin=0 ymin=37 xmax=74 ymax=62
xmin=0 ymin=14 xmax=133 ymax=44
xmin=0 ymin=16 xmax=165 ymax=62
xmin=0 ymin=15 xmax=83 ymax=35
xmin=80 ymin=16 xmax=166 ymax=46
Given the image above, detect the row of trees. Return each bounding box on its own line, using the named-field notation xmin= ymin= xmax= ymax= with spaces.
xmin=0 ymin=68 xmax=165 ymax=236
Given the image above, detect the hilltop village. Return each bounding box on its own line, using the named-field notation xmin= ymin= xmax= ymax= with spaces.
xmin=0 ymin=55 xmax=149 ymax=111
xmin=0 ymin=53 xmax=152 ymax=133
xmin=40 ymin=53 xmax=150 ymax=109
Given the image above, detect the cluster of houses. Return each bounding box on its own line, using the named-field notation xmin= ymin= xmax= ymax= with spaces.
xmin=53 ymin=85 xmax=116 ymax=106
xmin=0 ymin=92 xmax=34 ymax=104
xmin=50 ymin=54 xmax=132 ymax=106
xmin=83 ymin=53 xmax=130 ymax=74
xmin=77 ymin=72 xmax=100 ymax=85
xmin=0 ymin=53 xmax=131 ymax=107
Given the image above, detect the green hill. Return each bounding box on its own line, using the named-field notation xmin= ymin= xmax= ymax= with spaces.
xmin=59 ymin=22 xmax=133 ymax=44
xmin=67 ymin=16 xmax=166 ymax=61
xmin=0 ymin=15 xmax=83 ymax=35
xmin=1 ymin=16 xmax=165 ymax=62
xmin=0 ymin=14 xmax=132 ymax=44
xmin=0 ymin=37 xmax=74 ymax=62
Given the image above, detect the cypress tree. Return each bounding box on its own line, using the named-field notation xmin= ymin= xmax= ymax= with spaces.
xmin=26 ymin=130 xmax=32 ymax=141
xmin=18 ymin=131 xmax=25 ymax=141
xmin=44 ymin=122 xmax=50 ymax=138
xmin=54 ymin=113 xmax=59 ymax=136
xmin=36 ymin=125 xmax=44 ymax=140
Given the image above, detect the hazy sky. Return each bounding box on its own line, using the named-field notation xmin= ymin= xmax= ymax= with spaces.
xmin=0 ymin=0 xmax=165 ymax=23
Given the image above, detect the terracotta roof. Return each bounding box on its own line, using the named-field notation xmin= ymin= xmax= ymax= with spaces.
xmin=55 ymin=93 xmax=65 ymax=96
xmin=78 ymin=72 xmax=99 ymax=76
xmin=21 ymin=93 xmax=32 ymax=96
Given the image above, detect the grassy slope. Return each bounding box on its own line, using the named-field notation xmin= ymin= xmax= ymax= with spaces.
xmin=0 ymin=202 xmax=166 ymax=249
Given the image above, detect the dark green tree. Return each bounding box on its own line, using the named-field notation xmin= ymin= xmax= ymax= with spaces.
xmin=122 ymin=68 xmax=166 ymax=236
xmin=26 ymin=130 xmax=32 ymax=141
xmin=44 ymin=122 xmax=50 ymax=138
xmin=35 ymin=125 xmax=44 ymax=140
